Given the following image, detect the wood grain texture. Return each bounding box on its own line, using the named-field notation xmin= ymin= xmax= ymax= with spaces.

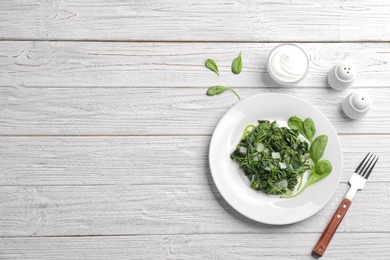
xmin=1 ymin=87 xmax=389 ymax=135
xmin=0 ymin=135 xmax=388 ymax=186
xmin=1 ymin=41 xmax=390 ymax=88
xmin=1 ymin=233 xmax=389 ymax=260
xmin=1 ymin=1 xmax=389 ymax=258
xmin=1 ymin=0 xmax=390 ymax=41
xmin=312 ymin=198 xmax=353 ymax=257
xmin=0 ymin=183 xmax=389 ymax=237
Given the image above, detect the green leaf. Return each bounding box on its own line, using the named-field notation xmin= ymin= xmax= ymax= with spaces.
xmin=313 ymin=160 xmax=332 ymax=178
xmin=288 ymin=116 xmax=304 ymax=134
xmin=206 ymin=86 xmax=227 ymax=95
xmin=309 ymin=135 xmax=328 ymax=163
xmin=303 ymin=118 xmax=316 ymax=142
xmin=288 ymin=116 xmax=316 ymax=142
xmin=303 ymin=160 xmax=333 ymax=192
xmin=231 ymin=52 xmax=242 ymax=74
xmin=205 ymin=59 xmax=219 ymax=76
xmin=206 ymin=86 xmax=240 ymax=99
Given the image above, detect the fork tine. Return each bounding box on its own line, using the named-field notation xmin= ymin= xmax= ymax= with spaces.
xmin=361 ymin=155 xmax=376 ymax=178
xmin=364 ymin=156 xmax=379 ymax=180
xmin=357 ymin=153 xmax=373 ymax=176
xmin=355 ymin=152 xmax=370 ymax=173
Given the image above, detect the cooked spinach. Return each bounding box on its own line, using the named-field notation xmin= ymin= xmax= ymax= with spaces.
xmin=232 ymin=116 xmax=333 ymax=198
xmin=206 ymin=86 xmax=240 ymax=99
xmin=231 ymin=52 xmax=243 ymax=74
xmin=230 ymin=120 xmax=310 ymax=195
xmin=205 ymin=59 xmax=219 ymax=76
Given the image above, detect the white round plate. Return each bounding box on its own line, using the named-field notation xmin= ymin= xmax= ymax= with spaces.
xmin=209 ymin=93 xmax=342 ymax=225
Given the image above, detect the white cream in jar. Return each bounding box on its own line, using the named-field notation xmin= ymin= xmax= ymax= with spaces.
xmin=267 ymin=44 xmax=309 ymax=85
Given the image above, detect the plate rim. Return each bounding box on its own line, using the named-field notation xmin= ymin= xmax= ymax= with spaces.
xmin=208 ymin=93 xmax=343 ymax=225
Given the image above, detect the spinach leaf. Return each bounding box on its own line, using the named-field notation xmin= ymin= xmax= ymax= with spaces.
xmin=281 ymin=160 xmax=332 ymax=198
xmin=206 ymin=86 xmax=240 ymax=99
xmin=231 ymin=52 xmax=242 ymax=74
xmin=288 ymin=116 xmax=304 ymax=134
xmin=205 ymin=59 xmax=219 ymax=76
xmin=289 ymin=116 xmax=316 ymax=142
xmin=303 ymin=118 xmax=316 ymax=142
xmin=306 ymin=160 xmax=333 ymax=188
xmin=309 ymin=135 xmax=328 ymax=163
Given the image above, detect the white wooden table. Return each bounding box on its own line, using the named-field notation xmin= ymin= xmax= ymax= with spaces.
xmin=0 ymin=1 xmax=389 ymax=259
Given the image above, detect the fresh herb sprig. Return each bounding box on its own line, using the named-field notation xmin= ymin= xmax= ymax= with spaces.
xmin=288 ymin=116 xmax=316 ymax=143
xmin=205 ymin=59 xmax=219 ymax=76
xmin=206 ymin=86 xmax=240 ymax=99
xmin=204 ymin=52 xmax=243 ymax=99
xmin=231 ymin=52 xmax=242 ymax=74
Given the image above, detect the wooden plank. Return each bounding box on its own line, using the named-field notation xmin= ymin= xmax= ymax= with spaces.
xmin=0 ymin=135 xmax=388 ymax=186
xmin=1 ymin=41 xmax=390 ymax=88
xmin=0 ymin=87 xmax=389 ymax=135
xmin=0 ymin=1 xmax=390 ymax=41
xmin=0 ymin=136 xmax=209 ymax=186
xmin=0 ymin=183 xmax=389 ymax=237
xmin=0 ymin=233 xmax=389 ymax=259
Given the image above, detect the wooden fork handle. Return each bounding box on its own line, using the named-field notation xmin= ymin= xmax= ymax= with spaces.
xmin=312 ymin=198 xmax=352 ymax=257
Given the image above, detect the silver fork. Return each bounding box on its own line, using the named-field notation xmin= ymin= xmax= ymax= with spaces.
xmin=312 ymin=152 xmax=379 ymax=257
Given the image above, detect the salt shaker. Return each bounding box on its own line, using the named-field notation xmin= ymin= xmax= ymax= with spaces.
xmin=328 ymin=62 xmax=356 ymax=90
xmin=342 ymin=91 xmax=371 ymax=119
